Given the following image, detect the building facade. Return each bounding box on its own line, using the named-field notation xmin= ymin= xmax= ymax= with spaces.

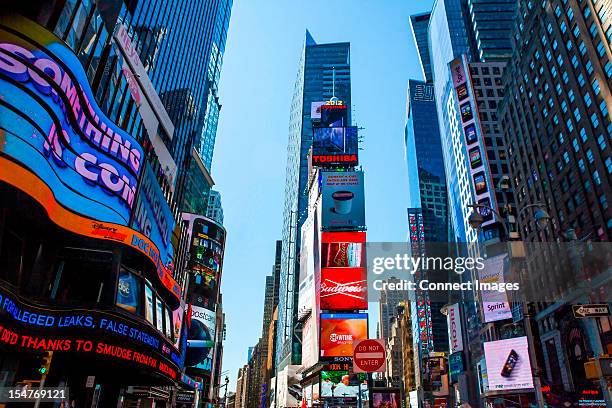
xmin=276 ymin=32 xmax=351 ymax=370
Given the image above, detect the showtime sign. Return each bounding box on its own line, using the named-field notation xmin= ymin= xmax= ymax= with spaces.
xmin=320 ymin=268 xmax=367 ymax=310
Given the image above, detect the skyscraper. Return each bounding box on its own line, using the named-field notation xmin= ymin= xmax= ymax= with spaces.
xmin=410 ymin=12 xmax=434 ymax=82
xmin=466 ymin=0 xmax=517 ymax=61
xmin=276 ymin=32 xmax=351 ymax=370
xmin=207 ymin=190 xmax=225 ymax=225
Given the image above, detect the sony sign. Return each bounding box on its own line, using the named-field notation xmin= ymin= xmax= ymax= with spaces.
xmin=447 ymin=303 xmax=464 ymax=353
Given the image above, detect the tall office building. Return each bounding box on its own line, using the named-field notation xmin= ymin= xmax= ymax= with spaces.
xmin=501 ymin=0 xmax=611 ymax=243
xmin=276 ymin=31 xmax=351 ymax=370
xmin=466 ymin=0 xmax=517 ymax=61
xmin=405 ymin=80 xmax=449 ymax=244
xmin=207 ymin=189 xmax=225 ymax=225
xmin=378 ymin=277 xmax=410 ymax=340
xmin=410 ymin=12 xmax=434 ymax=82
xmin=500 ymin=1 xmax=611 ymax=400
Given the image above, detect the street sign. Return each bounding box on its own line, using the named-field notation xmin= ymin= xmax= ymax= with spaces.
xmin=572 ymin=304 xmax=610 ymax=318
xmin=353 ymin=339 xmax=385 ymax=373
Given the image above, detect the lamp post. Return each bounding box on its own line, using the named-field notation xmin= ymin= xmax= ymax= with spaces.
xmin=466 ymin=202 xmax=550 ymax=408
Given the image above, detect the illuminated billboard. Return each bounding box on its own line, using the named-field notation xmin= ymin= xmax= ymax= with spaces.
xmin=320 ymin=104 xmax=348 ymax=127
xmin=450 ymin=55 xmax=497 ymax=228
xmin=321 ymin=232 xmax=366 ymax=268
xmin=479 ymin=254 xmax=512 ymax=323
xmin=186 ymin=305 xmax=216 ymax=372
xmin=131 ymin=163 xmax=176 ymax=266
xmin=321 ymin=171 xmax=365 ymax=230
xmin=183 ymin=214 xmax=226 ymax=311
xmin=320 ymin=371 xmax=361 ymax=398
xmin=0 ymin=17 xmax=143 ymax=226
xmin=483 ymin=337 xmax=534 ymax=391
xmin=298 ymin=210 xmax=318 ymax=318
xmin=371 ymin=389 xmax=401 ymax=408
xmin=312 ymin=126 xmax=358 ymax=167
xmin=0 ymin=286 xmax=181 ymax=380
xmin=320 ymin=268 xmax=367 ymax=310
xmin=320 ymin=313 xmax=367 ymax=358
xmin=311 ymin=101 xmax=325 ymax=120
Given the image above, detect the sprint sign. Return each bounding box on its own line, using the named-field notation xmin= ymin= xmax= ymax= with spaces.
xmin=353 ymin=339 xmax=385 ymax=373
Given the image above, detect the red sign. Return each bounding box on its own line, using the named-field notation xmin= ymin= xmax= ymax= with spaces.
xmin=353 ymin=339 xmax=385 ymax=373
xmin=320 ymin=268 xmax=367 ymax=310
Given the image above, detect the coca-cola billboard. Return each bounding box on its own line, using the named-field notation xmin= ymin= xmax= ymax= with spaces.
xmin=320 ymin=268 xmax=367 ymax=310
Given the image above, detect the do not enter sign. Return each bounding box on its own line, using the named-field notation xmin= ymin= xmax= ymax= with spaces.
xmin=353 ymin=339 xmax=386 ymax=373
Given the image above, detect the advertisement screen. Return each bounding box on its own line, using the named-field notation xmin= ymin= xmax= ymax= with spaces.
xmin=144 ymin=284 xmax=154 ymax=325
xmin=320 ymin=313 xmax=367 ymax=358
xmin=311 ymin=101 xmax=325 ymax=120
xmin=298 ymin=210 xmax=317 ymax=318
xmin=483 ymin=337 xmax=534 ymax=391
xmin=116 ymin=268 xmax=141 ymax=314
xmin=469 ymin=147 xmax=482 ymax=169
xmin=186 ymin=305 xmax=216 ymax=372
xmin=321 ymin=232 xmax=366 ymax=268
xmin=321 ymin=171 xmax=365 ymax=230
xmin=456 ymin=84 xmax=468 ymax=101
xmin=131 ymin=163 xmax=176 ymax=266
xmin=446 ymin=303 xmax=464 ymax=353
xmin=479 ymin=254 xmax=512 ymax=322
xmin=172 ymin=304 xmax=184 ymax=349
xmin=312 ymin=126 xmax=358 ymax=167
xmin=320 ymin=268 xmax=367 ymax=310
xmin=371 ymin=389 xmax=401 ymax=408
xmin=460 ymin=103 xmax=473 ymax=122
xmin=320 ymin=371 xmax=359 ymax=398
xmin=0 ymin=17 xmax=143 ymax=226
xmin=155 ymin=297 xmax=164 ymax=333
xmin=464 ymin=124 xmax=477 ymax=144
xmin=320 ymin=104 xmax=348 ymax=127
xmin=473 ymin=172 xmax=487 ymax=194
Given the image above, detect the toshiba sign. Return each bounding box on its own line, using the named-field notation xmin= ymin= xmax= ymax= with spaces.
xmin=447 ymin=303 xmax=464 ymax=353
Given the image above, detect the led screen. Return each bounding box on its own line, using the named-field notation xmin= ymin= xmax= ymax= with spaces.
xmin=320 ymin=313 xmax=367 ymax=358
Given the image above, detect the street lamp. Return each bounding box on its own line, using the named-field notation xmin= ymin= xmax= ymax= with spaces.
xmin=467 ymin=202 xmax=550 ymax=235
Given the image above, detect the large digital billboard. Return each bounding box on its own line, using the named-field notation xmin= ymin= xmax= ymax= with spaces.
xmin=312 ymin=126 xmax=358 ymax=167
xmin=483 ymin=336 xmax=534 ymax=391
xmin=186 ymin=305 xmax=216 ymax=372
xmin=321 ymin=171 xmax=365 ymax=230
xmin=371 ymin=389 xmax=401 ymax=408
xmin=320 ymin=371 xmax=361 ymax=398
xmin=131 ymin=163 xmax=176 ymax=267
xmin=478 ymin=254 xmax=512 ymax=323
xmin=298 ymin=209 xmax=317 ymax=318
xmin=320 ymin=104 xmax=348 ymax=127
xmin=320 ymin=268 xmax=367 ymax=310
xmin=0 ymin=17 xmax=143 ymax=226
xmin=320 ymin=313 xmax=367 ymax=358
xmin=450 ymin=55 xmax=497 ymax=228
xmin=321 ymin=232 xmax=366 ymax=268
xmin=183 ymin=214 xmax=226 ymax=311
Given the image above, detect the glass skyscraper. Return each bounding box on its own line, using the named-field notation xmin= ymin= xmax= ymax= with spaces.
xmin=410 ymin=12 xmax=434 ymax=82
xmin=276 ymin=31 xmax=351 ymax=371
xmin=466 ymin=0 xmax=517 ymax=61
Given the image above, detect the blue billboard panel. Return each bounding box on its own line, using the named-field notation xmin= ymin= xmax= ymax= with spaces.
xmin=0 ymin=18 xmax=144 ymax=226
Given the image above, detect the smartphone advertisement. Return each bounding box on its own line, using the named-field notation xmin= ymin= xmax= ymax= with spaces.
xmin=483 ymin=336 xmax=534 ymax=391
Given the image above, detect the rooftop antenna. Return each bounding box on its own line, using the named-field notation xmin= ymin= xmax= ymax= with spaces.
xmin=332 ymin=66 xmax=336 ymax=98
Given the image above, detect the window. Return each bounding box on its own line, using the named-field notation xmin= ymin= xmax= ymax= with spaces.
xmin=573 ymin=25 xmax=580 ymax=37
xmin=563 ymin=151 xmax=571 ymax=164
xmin=605 ymin=61 xmax=612 ymax=78
xmin=593 ymin=79 xmax=601 ymax=95
xmin=587 ymin=148 xmax=595 ymax=163
xmin=563 ymin=71 xmax=569 ymax=83
xmin=597 ymin=41 xmax=606 ymax=57
xmin=584 ymin=6 xmax=591 ymax=19
xmin=568 ymin=89 xmax=575 ymax=102
xmin=562 ymin=100 xmax=568 ymax=112
xmin=606 ymin=157 xmax=612 ymax=173
xmin=594 ymin=170 xmax=601 ymax=185
xmin=560 ymin=21 xmax=567 ymax=33
xmin=601 ymin=100 xmax=609 ymax=116
xmin=591 ymin=113 xmax=600 ymax=128
xmin=585 ymin=92 xmax=592 ymax=107
xmin=590 ymin=22 xmax=598 ymax=37
xmin=574 ymin=107 xmax=582 ymax=122
xmin=598 ymin=134 xmax=607 ymax=150
xmin=586 ymin=60 xmax=594 ymax=75
xmin=567 ymin=119 xmax=574 ymax=132
xmin=578 ymin=158 xmax=586 ymax=172
xmin=580 ymin=127 xmax=588 ymax=142
xmin=579 ymin=41 xmax=587 ymax=55
xmin=567 ymin=7 xmax=574 ymax=20
xmin=573 ymin=138 xmax=580 ymax=152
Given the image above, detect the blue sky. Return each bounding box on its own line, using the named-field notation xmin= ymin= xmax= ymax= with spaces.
xmin=211 ymin=0 xmax=434 ymax=391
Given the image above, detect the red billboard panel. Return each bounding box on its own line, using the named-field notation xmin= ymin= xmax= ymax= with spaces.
xmin=320 ymin=268 xmax=367 ymax=310
xmin=321 ymin=232 xmax=366 ymax=268
xmin=320 ymin=313 xmax=368 ymax=358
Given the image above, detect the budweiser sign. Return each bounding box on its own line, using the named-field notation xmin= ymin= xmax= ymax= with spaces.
xmin=320 ymin=268 xmax=367 ymax=310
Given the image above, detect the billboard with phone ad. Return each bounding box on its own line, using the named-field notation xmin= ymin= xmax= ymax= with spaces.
xmin=483 ymin=336 xmax=534 ymax=391
xmin=479 ymin=254 xmax=512 ymax=323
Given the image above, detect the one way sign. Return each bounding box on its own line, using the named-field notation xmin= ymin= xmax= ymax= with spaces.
xmin=572 ymin=304 xmax=610 ymax=318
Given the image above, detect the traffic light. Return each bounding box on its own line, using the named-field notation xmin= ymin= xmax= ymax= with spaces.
xmin=37 ymin=351 xmax=53 ymax=376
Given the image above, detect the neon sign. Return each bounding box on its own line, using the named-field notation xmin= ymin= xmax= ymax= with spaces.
xmin=0 ymin=16 xmax=143 ymax=226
